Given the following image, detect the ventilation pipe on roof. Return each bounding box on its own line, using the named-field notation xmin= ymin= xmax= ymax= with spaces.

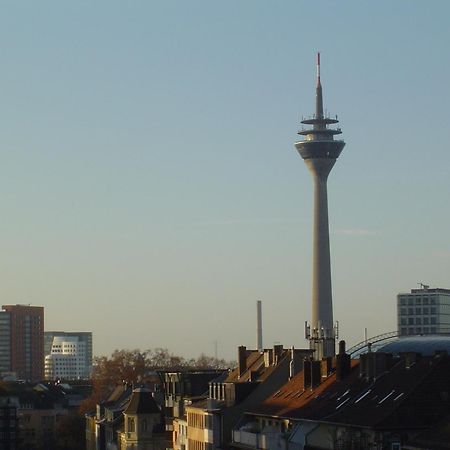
xmin=289 ymin=347 xmax=299 ymax=380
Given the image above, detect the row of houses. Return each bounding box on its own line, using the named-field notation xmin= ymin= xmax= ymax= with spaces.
xmin=86 ymin=341 xmax=450 ymax=450
xmin=0 ymin=380 xmax=91 ymax=449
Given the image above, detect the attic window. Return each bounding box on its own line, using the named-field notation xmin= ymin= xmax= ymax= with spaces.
xmin=355 ymin=389 xmax=371 ymax=404
xmin=336 ymin=398 xmax=350 ymax=410
xmin=378 ymin=390 xmax=395 ymax=405
xmin=336 ymin=390 xmax=350 ymax=402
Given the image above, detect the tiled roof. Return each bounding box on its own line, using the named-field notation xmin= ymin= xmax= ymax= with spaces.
xmin=248 ymin=354 xmax=450 ymax=429
xmin=124 ymin=388 xmax=160 ymax=415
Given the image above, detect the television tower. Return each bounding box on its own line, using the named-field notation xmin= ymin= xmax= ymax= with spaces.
xmin=295 ymin=53 xmax=345 ymax=359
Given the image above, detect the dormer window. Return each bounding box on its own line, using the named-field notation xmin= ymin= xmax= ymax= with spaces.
xmin=127 ymin=417 xmax=135 ymax=432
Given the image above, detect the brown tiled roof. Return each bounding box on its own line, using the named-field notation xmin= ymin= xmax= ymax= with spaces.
xmin=249 ymin=355 xmax=450 ymax=429
xmin=225 ymin=351 xmax=264 ymax=383
xmin=225 ymin=349 xmax=295 ymax=384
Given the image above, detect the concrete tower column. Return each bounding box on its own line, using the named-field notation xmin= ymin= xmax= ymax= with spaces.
xmin=295 ymin=53 xmax=345 ymax=360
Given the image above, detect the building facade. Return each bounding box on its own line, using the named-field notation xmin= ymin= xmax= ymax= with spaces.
xmin=44 ymin=331 xmax=93 ymax=377
xmin=44 ymin=336 xmax=89 ymax=380
xmin=0 ymin=311 xmax=11 ymax=375
xmin=1 ymin=305 xmax=44 ymax=381
xmin=397 ymin=287 xmax=450 ymax=336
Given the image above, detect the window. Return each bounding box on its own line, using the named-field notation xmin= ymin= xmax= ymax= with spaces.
xmin=431 ymin=317 xmax=437 ymax=325
xmin=400 ymin=298 xmax=406 ymax=305
xmin=127 ymin=417 xmax=135 ymax=432
xmin=400 ymin=327 xmax=407 ymax=335
xmin=415 ymin=308 xmax=422 ymax=315
xmin=423 ymin=298 xmax=429 ymax=305
xmin=416 ymin=327 xmax=422 ymax=334
xmin=408 ymin=318 xmax=414 ymax=325
xmin=401 ymin=318 xmax=406 ymax=325
xmin=423 ymin=327 xmax=429 ymax=334
xmin=416 ymin=318 xmax=422 ymax=325
xmin=400 ymin=308 xmax=406 ymax=315
xmin=430 ymin=298 xmax=436 ymax=305
xmin=408 ymin=308 xmax=414 ymax=315
xmin=423 ymin=317 xmax=429 ymax=325
xmin=416 ymin=298 xmax=422 ymax=305
xmin=408 ymin=298 xmax=414 ymax=306
xmin=430 ymin=307 xmax=436 ymax=314
xmin=423 ymin=307 xmax=429 ymax=314
xmin=408 ymin=328 xmax=415 ymax=335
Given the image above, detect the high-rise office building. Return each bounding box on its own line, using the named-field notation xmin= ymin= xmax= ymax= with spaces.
xmin=0 ymin=311 xmax=11 ymax=374
xmin=44 ymin=335 xmax=90 ymax=380
xmin=294 ymin=54 xmax=345 ymax=359
xmin=1 ymin=305 xmax=44 ymax=381
xmin=44 ymin=331 xmax=92 ymax=378
xmin=397 ymin=286 xmax=450 ymax=336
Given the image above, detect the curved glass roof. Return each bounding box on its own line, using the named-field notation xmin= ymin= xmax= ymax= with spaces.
xmin=378 ymin=335 xmax=450 ymax=356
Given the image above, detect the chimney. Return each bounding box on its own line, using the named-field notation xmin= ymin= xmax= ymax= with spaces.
xmin=256 ymin=300 xmax=263 ymax=352
xmin=401 ymin=352 xmax=422 ymax=369
xmin=238 ymin=346 xmax=247 ymax=378
xmin=336 ymin=340 xmax=351 ymax=381
xmin=360 ymin=351 xmax=395 ymax=381
xmin=264 ymin=349 xmax=273 ymax=368
xmin=273 ymin=344 xmax=283 ymax=365
xmin=311 ymin=360 xmax=321 ymax=387
xmin=302 ymin=357 xmax=321 ymax=390
xmin=321 ymin=357 xmax=332 ymax=379
xmin=302 ymin=358 xmax=312 ymax=390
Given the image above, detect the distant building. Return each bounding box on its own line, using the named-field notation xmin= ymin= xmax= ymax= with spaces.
xmin=0 ymin=305 xmax=44 ymax=381
xmin=0 ymin=396 xmax=18 ymax=450
xmin=44 ymin=335 xmax=90 ymax=380
xmin=44 ymin=331 xmax=93 ymax=377
xmin=397 ymin=286 xmax=450 ymax=336
xmin=0 ymin=311 xmax=11 ymax=375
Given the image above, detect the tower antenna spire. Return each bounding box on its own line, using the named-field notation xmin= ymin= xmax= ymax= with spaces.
xmin=315 ymin=52 xmax=324 ymax=120
xmin=317 ymin=52 xmax=321 ymax=87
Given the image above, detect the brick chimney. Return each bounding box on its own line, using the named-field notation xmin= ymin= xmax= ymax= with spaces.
xmin=336 ymin=340 xmax=351 ymax=381
xmin=273 ymin=344 xmax=283 ymax=366
xmin=302 ymin=357 xmax=321 ymax=390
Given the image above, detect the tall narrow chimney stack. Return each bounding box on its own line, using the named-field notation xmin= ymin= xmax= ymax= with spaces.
xmin=256 ymin=300 xmax=263 ymax=352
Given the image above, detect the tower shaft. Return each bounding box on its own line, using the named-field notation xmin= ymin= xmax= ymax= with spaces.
xmin=295 ymin=53 xmax=345 ymax=360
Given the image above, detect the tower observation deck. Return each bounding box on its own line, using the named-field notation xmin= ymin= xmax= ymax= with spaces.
xmin=295 ymin=53 xmax=345 ymax=360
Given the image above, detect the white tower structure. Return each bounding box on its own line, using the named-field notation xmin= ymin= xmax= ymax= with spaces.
xmin=295 ymin=53 xmax=345 ymax=359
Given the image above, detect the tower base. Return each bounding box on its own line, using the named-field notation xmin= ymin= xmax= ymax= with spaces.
xmin=309 ymin=338 xmax=335 ymax=360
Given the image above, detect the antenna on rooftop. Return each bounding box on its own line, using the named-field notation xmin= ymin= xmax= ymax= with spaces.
xmin=418 ymin=283 xmax=430 ymax=290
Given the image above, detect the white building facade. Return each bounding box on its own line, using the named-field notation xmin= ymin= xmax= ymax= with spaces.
xmin=44 ymin=336 xmax=88 ymax=380
xmin=397 ymin=287 xmax=450 ymax=336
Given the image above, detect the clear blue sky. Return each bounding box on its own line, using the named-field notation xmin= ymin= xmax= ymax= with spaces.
xmin=1 ymin=1 xmax=449 ymax=360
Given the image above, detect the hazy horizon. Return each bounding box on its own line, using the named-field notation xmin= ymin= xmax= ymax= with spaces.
xmin=1 ymin=1 xmax=449 ymax=360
